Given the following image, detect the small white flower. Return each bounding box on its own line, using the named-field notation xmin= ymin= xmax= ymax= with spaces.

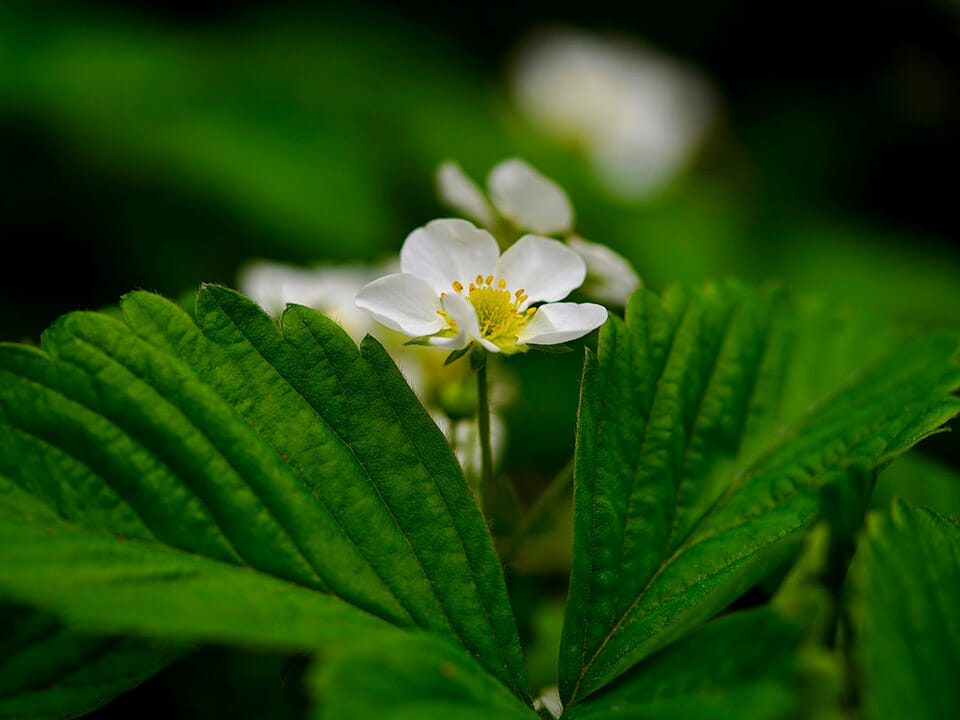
xmin=566 ymin=236 xmax=641 ymax=306
xmin=437 ymin=158 xmax=574 ymax=237
xmin=355 ymin=219 xmax=607 ymax=354
xmin=437 ymin=159 xmax=641 ymax=307
xmin=533 ymin=687 xmax=563 ymax=719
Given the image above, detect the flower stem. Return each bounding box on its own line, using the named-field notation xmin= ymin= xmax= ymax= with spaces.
xmin=476 ymin=361 xmax=495 ymax=520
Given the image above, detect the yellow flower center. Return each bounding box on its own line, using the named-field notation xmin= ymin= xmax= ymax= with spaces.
xmin=438 ymin=275 xmax=536 ymax=352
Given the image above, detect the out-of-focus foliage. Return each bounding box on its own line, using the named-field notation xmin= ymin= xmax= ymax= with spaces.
xmin=308 ymin=631 xmax=538 ymax=720
xmin=2 ymin=2 xmax=959 ymax=340
xmin=0 ymin=606 xmax=183 ymax=720
xmin=848 ymin=502 xmax=960 ymax=720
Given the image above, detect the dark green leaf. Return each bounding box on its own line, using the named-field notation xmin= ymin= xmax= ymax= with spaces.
xmin=564 ymin=608 xmax=811 ymax=720
xmin=0 ymin=606 xmax=183 ymax=720
xmin=308 ymin=631 xmax=538 ymax=720
xmin=561 ymin=281 xmax=960 ymax=703
xmin=0 ymin=286 xmax=528 ymax=701
xmin=847 ymin=501 xmax=960 ymax=720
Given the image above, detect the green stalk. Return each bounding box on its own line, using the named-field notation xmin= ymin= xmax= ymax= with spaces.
xmin=476 ymin=361 xmax=495 ymax=520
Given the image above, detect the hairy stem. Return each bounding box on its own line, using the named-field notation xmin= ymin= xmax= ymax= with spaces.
xmin=477 ymin=362 xmax=495 ymax=520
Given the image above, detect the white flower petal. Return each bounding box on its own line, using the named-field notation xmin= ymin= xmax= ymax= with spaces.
xmin=400 ymin=219 xmax=500 ymax=294
xmin=436 ymin=162 xmax=496 ymax=229
xmin=487 ymin=158 xmax=574 ymax=234
xmin=494 ymin=235 xmax=586 ymax=308
xmin=355 ymin=273 xmax=444 ymax=337
xmin=429 ymin=291 xmax=482 ymax=350
xmin=517 ymin=302 xmax=608 ymax=346
xmin=566 ymin=236 xmax=641 ymax=306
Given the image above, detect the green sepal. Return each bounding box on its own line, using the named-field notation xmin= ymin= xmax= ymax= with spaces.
xmin=444 ymin=345 xmax=472 ymax=365
xmin=469 ymin=344 xmax=487 ymax=371
xmin=527 ymin=344 xmax=574 ymax=354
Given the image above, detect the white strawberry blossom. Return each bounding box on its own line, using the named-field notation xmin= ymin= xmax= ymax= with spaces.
xmin=436 ymin=158 xmax=641 ymax=306
xmin=355 ymin=218 xmax=607 ymax=354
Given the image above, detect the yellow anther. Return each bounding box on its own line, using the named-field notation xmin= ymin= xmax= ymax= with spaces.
xmin=518 ymin=295 xmax=529 ymax=304
xmin=452 ymin=281 xmax=463 ymax=293
xmin=526 ymin=307 xmax=536 ymax=315
xmin=515 ymin=289 xmax=525 ymax=297
xmin=498 ymin=279 xmax=506 ymax=289
xmin=485 ymin=275 xmax=494 ymax=286
xmin=437 ymin=309 xmax=447 ymax=317
xmin=469 ymin=283 xmax=476 ymax=291
xmin=476 ymin=275 xmax=484 ymax=285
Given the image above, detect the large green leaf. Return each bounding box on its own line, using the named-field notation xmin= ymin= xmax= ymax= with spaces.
xmin=847 ymin=501 xmax=960 ymax=720
xmin=0 ymin=508 xmax=389 ymax=647
xmin=308 ymin=631 xmax=538 ymax=720
xmin=563 ymin=607 xmax=811 ymax=720
xmin=560 ymin=280 xmax=960 ymax=703
xmin=0 ymin=286 xmax=528 ymax=701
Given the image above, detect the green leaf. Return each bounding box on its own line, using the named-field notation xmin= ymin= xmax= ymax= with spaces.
xmin=308 ymin=630 xmax=538 ymax=720
xmin=563 ymin=608 xmax=810 ymax=720
xmin=0 ymin=286 xmax=528 ymax=701
xmin=0 ymin=510 xmax=390 ymax=648
xmin=847 ymin=501 xmax=960 ymax=720
xmin=560 ymin=280 xmax=960 ymax=703
xmin=0 ymin=606 xmax=183 ymax=720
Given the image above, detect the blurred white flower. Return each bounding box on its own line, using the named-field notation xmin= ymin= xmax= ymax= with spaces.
xmin=509 ymin=29 xmax=717 ymax=199
xmin=437 ymin=159 xmax=641 ymax=307
xmin=433 ymin=412 xmax=507 ymax=480
xmin=238 ymin=259 xmax=397 ymax=343
xmin=355 ymin=218 xmax=607 ymax=354
xmin=436 ymin=162 xmax=497 ymax=229
xmin=566 ymin=236 xmax=641 ymax=306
